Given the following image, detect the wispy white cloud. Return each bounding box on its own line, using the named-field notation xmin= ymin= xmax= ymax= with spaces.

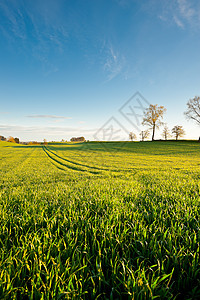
xmin=0 ymin=0 xmax=68 ymax=44
xmin=114 ymin=0 xmax=134 ymax=8
xmin=26 ymin=115 xmax=72 ymax=119
xmin=157 ymin=0 xmax=200 ymax=29
xmin=0 ymin=0 xmax=69 ymax=74
xmin=102 ymin=42 xmax=126 ymax=81
xmin=0 ymin=1 xmax=127 ymax=81
xmin=0 ymin=124 xmax=98 ymax=141
xmin=177 ymin=0 xmax=195 ymax=21
xmin=0 ymin=124 xmax=95 ymax=133
xmin=158 ymin=15 xmax=167 ymax=22
xmin=0 ymin=2 xmax=26 ymax=40
xmin=173 ymin=15 xmax=184 ymax=28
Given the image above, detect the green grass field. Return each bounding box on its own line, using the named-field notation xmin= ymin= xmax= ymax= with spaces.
xmin=0 ymin=140 xmax=200 ymax=299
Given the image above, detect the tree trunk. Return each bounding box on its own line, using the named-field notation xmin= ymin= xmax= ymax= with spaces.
xmin=152 ymin=124 xmax=155 ymax=141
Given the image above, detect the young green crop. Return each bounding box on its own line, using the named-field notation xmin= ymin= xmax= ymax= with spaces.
xmin=0 ymin=141 xmax=199 ymax=299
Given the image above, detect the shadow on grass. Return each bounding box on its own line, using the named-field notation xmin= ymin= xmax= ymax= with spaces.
xmin=12 ymin=145 xmax=43 ymax=148
xmin=44 ymin=146 xmax=107 ymax=171
xmin=43 ymin=147 xmax=99 ymax=174
xmin=10 ymin=140 xmax=199 ymax=157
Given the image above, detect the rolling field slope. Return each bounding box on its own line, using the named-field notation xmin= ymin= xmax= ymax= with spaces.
xmin=0 ymin=141 xmax=200 ymax=299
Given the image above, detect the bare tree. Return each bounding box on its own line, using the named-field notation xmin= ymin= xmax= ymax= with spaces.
xmin=140 ymin=130 xmax=150 ymax=141
xmin=129 ymin=132 xmax=137 ymax=141
xmin=172 ymin=125 xmax=185 ymax=140
xmin=184 ymin=96 xmax=200 ymax=126
xmin=142 ymin=104 xmax=166 ymax=141
xmin=162 ymin=125 xmax=171 ymax=140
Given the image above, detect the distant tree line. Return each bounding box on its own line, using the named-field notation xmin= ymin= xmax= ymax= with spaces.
xmin=0 ymin=136 xmax=42 ymax=145
xmin=0 ymin=136 xmax=19 ymax=143
xmin=28 ymin=141 xmax=41 ymax=145
xmin=70 ymin=136 xmax=85 ymax=142
xmin=129 ymin=96 xmax=200 ymax=141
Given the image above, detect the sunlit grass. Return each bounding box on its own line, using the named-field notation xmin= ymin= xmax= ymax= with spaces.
xmin=0 ymin=141 xmax=200 ymax=299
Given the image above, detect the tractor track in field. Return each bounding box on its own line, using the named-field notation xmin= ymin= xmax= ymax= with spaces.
xmin=44 ymin=146 xmax=108 ymax=172
xmin=43 ymin=146 xmax=100 ymax=174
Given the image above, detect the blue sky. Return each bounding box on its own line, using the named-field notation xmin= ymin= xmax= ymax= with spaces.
xmin=0 ymin=0 xmax=200 ymax=141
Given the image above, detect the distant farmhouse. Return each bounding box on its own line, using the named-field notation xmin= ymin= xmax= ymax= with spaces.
xmin=70 ymin=136 xmax=85 ymax=142
xmin=0 ymin=136 xmax=6 ymax=141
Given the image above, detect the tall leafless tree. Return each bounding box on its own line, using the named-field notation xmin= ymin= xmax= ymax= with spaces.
xmin=129 ymin=132 xmax=137 ymax=141
xmin=162 ymin=124 xmax=171 ymax=140
xmin=184 ymin=96 xmax=200 ymax=126
xmin=140 ymin=130 xmax=150 ymax=141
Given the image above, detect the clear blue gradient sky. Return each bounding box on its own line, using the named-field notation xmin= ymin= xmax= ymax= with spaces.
xmin=0 ymin=0 xmax=200 ymax=141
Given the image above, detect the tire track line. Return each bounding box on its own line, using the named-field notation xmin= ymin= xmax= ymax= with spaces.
xmin=45 ymin=146 xmax=107 ymax=172
xmin=43 ymin=146 xmax=97 ymax=173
